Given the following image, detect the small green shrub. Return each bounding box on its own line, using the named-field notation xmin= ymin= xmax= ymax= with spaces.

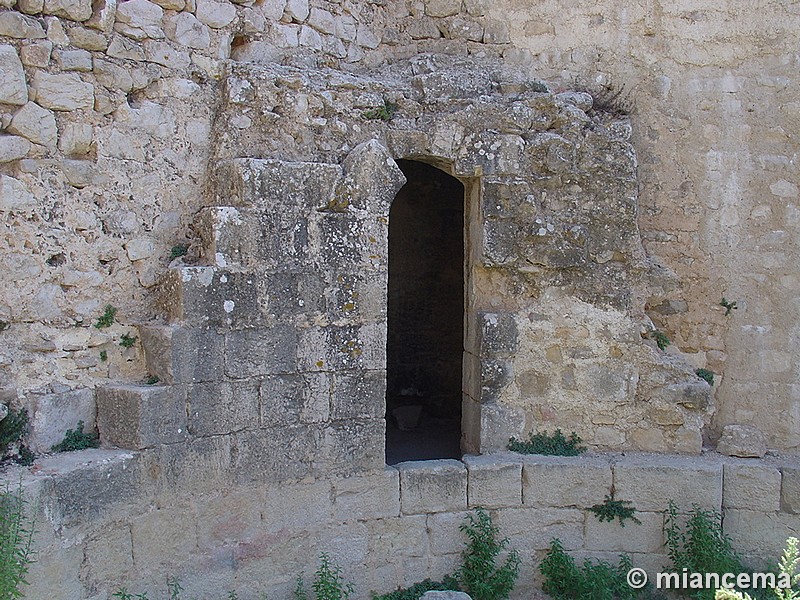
xmin=714 ymin=538 xmax=799 ymax=599
xmin=456 ymin=508 xmax=520 ymax=600
xmin=649 ymin=329 xmax=671 ymax=351
xmin=720 ymin=298 xmax=738 ymax=316
xmin=588 ymin=494 xmax=641 ymax=527
xmin=664 ymin=502 xmax=749 ymax=600
xmin=120 ymin=333 xmax=138 ymax=348
xmin=696 ymin=368 xmax=715 ymax=386
xmin=170 ymin=244 xmax=189 ymax=260
xmin=508 ymin=429 xmax=586 ymax=456
xmin=0 ymin=481 xmax=36 ymax=599
xmin=0 ymin=408 xmax=28 ymax=460
xmin=295 ymin=574 xmax=310 ymax=600
xmin=363 ymin=100 xmax=398 ymax=121
xmin=296 ymin=554 xmax=354 ymax=600
xmin=100 ymin=350 xmax=108 ymax=362
xmin=95 ymin=304 xmax=117 ymax=329
xmin=50 ymin=421 xmax=100 ymax=453
xmin=0 ymin=321 xmax=8 ymax=333
xmin=371 ymin=576 xmax=460 ymax=600
xmin=146 ymin=376 xmax=160 ymax=385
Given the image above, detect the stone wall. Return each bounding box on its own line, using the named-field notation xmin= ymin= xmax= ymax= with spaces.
xmin=10 ymin=450 xmax=800 ymax=598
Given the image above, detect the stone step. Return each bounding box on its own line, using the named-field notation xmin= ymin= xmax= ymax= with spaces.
xmin=96 ymin=384 xmax=188 ymax=450
xmin=138 ymin=325 xmax=224 ymax=385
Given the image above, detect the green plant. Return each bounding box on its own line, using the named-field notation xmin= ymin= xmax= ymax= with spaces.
xmin=773 ymin=537 xmax=800 ymax=600
xmin=0 ymin=321 xmax=8 ymax=333
xmin=0 ymin=481 xmax=36 ymax=599
xmin=50 ymin=421 xmax=100 ymax=453
xmin=15 ymin=446 xmax=34 ymax=467
xmin=0 ymin=408 xmax=28 ymax=460
xmin=720 ymin=298 xmax=738 ymax=316
xmin=294 ymin=574 xmax=309 ymax=600
xmin=95 ymin=304 xmax=117 ymax=329
xmin=100 ymin=350 xmax=108 ymax=362
xmin=120 ymin=333 xmax=138 ymax=348
xmin=311 ymin=553 xmax=353 ymax=600
xmin=540 ymin=538 xmax=647 ymax=600
xmin=170 ymin=244 xmax=189 ymax=260
xmin=530 ymin=81 xmax=549 ymax=93
xmin=649 ymin=329 xmax=671 ymax=351
xmin=112 ymin=590 xmax=149 ymax=600
xmin=664 ymin=502 xmax=748 ymax=600
xmin=696 ymin=368 xmax=715 ymax=386
xmin=589 ymin=493 xmax=641 ymax=527
xmin=508 ymin=429 xmax=586 ymax=456
xmin=363 ymin=100 xmax=398 ymax=121
xmin=146 ymin=376 xmax=160 ymax=385
xmin=456 ymin=508 xmax=520 ymax=600
xmin=371 ymin=576 xmax=461 ymax=600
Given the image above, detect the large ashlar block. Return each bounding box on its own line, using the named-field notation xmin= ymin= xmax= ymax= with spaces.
xmin=584 ymin=510 xmax=664 ymax=553
xmin=187 ymin=380 xmax=260 ymax=436
xmin=522 ymin=454 xmax=612 ymax=508
xmin=722 ymin=462 xmax=782 ymax=512
xmin=96 ymin=384 xmax=188 ymax=449
xmin=494 ymin=507 xmax=584 ymax=552
xmin=366 ymin=515 xmax=429 ymax=560
xmin=139 ymin=325 xmax=224 ymax=384
xmin=332 ymin=467 xmax=400 ymax=522
xmin=724 ymin=510 xmax=800 ymax=561
xmin=613 ymin=454 xmax=723 ymax=512
xmin=427 ymin=510 xmax=469 ymax=555
xmin=130 ymin=503 xmax=199 ymax=573
xmin=781 ymin=467 xmax=800 ymax=514
xmin=463 ymin=453 xmax=522 ymax=508
xmin=263 ymin=479 xmax=335 ymax=532
xmin=396 ymin=459 xmax=468 ymax=514
xmin=224 ymin=326 xmax=298 ymax=378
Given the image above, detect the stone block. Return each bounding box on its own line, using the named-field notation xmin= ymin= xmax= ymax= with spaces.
xmin=723 ymin=510 xmax=800 ymax=561
xmin=781 ymin=467 xmax=800 ymax=514
xmin=494 ymin=507 xmax=584 ymax=552
xmin=312 ymin=212 xmax=388 ymax=273
xmin=27 ymin=387 xmax=96 ymax=453
xmin=0 ymin=135 xmax=31 ymax=162
xmin=195 ymin=0 xmax=236 ymax=28
xmin=367 ymin=515 xmax=429 ymax=560
xmin=187 ymin=380 xmax=260 ymax=436
xmin=82 ymin=522 xmax=135 ymax=591
xmin=316 ymin=419 xmax=385 ymax=477
xmin=584 ymin=510 xmax=665 ymax=553
xmin=139 ymin=325 xmax=225 ymax=384
xmin=463 ymin=454 xmax=522 ymax=508
xmin=41 ymin=449 xmax=143 ymax=528
xmin=717 ymin=424 xmax=767 ymax=458
xmin=225 ymin=326 xmax=298 ymax=378
xmin=613 ymin=454 xmax=723 ymax=512
xmin=68 ymin=26 xmax=108 ymax=50
xmin=43 ymin=0 xmax=92 ymax=20
xmin=397 ymin=459 xmax=467 ymax=514
xmin=261 ymin=372 xmax=331 ymax=426
xmin=114 ymin=0 xmax=164 ymax=39
xmin=165 ymin=11 xmax=210 ymax=49
xmin=54 ymin=48 xmax=93 ymax=71
xmin=425 ymin=0 xmax=461 ymax=17
xmin=330 ymin=370 xmax=386 ymax=420
xmin=0 ymin=175 xmax=35 ymax=211
xmin=148 ymin=435 xmax=233 ymax=494
xmin=59 ymin=122 xmax=93 ymax=156
xmin=8 ymin=102 xmax=57 ymax=148
xmin=0 ymin=46 xmax=28 ymax=105
xmin=478 ymin=312 xmax=518 ymax=357
xmin=297 ymin=324 xmax=384 ymax=373
xmin=332 ymin=468 xmax=401 ymax=522
xmin=143 ymin=40 xmax=190 ymax=69
xmin=233 ymin=426 xmax=319 ymax=484
xmin=194 ymin=485 xmax=264 ymax=549
xmin=96 ymin=384 xmax=188 ymax=449
xmin=20 ymin=40 xmax=52 ymax=67
xmin=477 ymin=401 xmax=525 ymax=453
xmin=722 ymin=462 xmax=781 ymax=512
xmin=335 ymin=140 xmax=406 ymax=214
xmin=32 ymin=71 xmax=94 ymax=111
xmin=428 ymin=510 xmax=469 ymax=555
xmin=522 ymin=454 xmax=612 ymax=508
xmin=263 ymin=479 xmax=335 ymax=532
xmin=0 ymin=11 xmax=46 ymax=37
xmin=93 ymin=58 xmax=135 ymax=92
xmin=130 ymin=503 xmax=198 ymax=572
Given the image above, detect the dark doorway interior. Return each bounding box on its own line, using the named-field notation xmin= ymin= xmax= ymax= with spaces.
xmin=385 ymin=160 xmax=464 ymax=464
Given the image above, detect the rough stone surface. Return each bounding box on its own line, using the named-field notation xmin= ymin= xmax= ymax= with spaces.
xmin=8 ymin=102 xmax=58 ymax=148
xmin=0 ymin=11 xmax=46 ymax=37
xmin=114 ymin=0 xmax=164 ymax=38
xmin=717 ymin=425 xmax=768 ymax=458
xmin=723 ymin=462 xmax=782 ymax=512
xmin=0 ymin=46 xmax=28 ymax=105
xmin=27 ymin=388 xmax=96 ymax=453
xmin=396 ymin=459 xmax=467 ymax=514
xmin=43 ymin=0 xmax=93 ymax=21
xmin=522 ymin=455 xmax=612 ymax=508
xmin=0 ymin=135 xmax=31 ymax=162
xmin=0 ymin=175 xmax=36 ymax=211
xmin=32 ymin=71 xmax=94 ymax=111
xmin=195 ymin=0 xmax=236 ymax=28
xmin=463 ymin=454 xmax=522 ymax=508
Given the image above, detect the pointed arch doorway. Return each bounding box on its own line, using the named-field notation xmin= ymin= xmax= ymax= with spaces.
xmin=385 ymin=159 xmax=465 ymax=464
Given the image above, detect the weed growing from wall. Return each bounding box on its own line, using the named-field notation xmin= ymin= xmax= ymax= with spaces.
xmin=95 ymin=305 xmax=117 ymax=329
xmin=508 ymin=429 xmax=586 ymax=456
xmin=588 ymin=494 xmax=641 ymax=527
xmin=695 ymin=369 xmax=715 ymax=386
xmin=50 ymin=421 xmax=100 ymax=453
xmin=457 ymin=508 xmax=520 ymax=600
xmin=295 ymin=554 xmax=353 ymax=600
xmin=0 ymin=481 xmax=35 ymax=599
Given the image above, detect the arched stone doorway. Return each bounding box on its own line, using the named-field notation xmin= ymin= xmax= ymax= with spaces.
xmin=385 ymin=160 xmax=465 ymax=464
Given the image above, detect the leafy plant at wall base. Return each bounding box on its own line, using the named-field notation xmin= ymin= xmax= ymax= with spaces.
xmin=363 ymin=100 xmax=398 ymax=121
xmin=540 ymin=538 xmax=648 ymax=600
xmin=371 ymin=576 xmax=461 ymax=600
xmin=0 ymin=408 xmax=28 ymax=459
xmin=507 ymin=429 xmax=586 ymax=456
xmin=294 ymin=574 xmax=310 ymax=600
xmin=50 ymin=420 xmax=100 ymax=452
xmin=95 ymin=304 xmax=117 ymax=329
xmin=0 ymin=481 xmax=36 ymax=599
xmin=720 ymin=298 xmax=738 ymax=316
xmin=589 ymin=494 xmax=642 ymax=527
xmin=120 ymin=333 xmax=138 ymax=348
xmin=664 ymin=502 xmax=748 ymax=600
xmin=695 ymin=368 xmax=715 ymax=386
xmin=456 ymin=508 xmax=520 ymax=600
xmin=312 ymin=552 xmax=354 ymax=600
xmin=649 ymin=329 xmax=671 ymax=351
